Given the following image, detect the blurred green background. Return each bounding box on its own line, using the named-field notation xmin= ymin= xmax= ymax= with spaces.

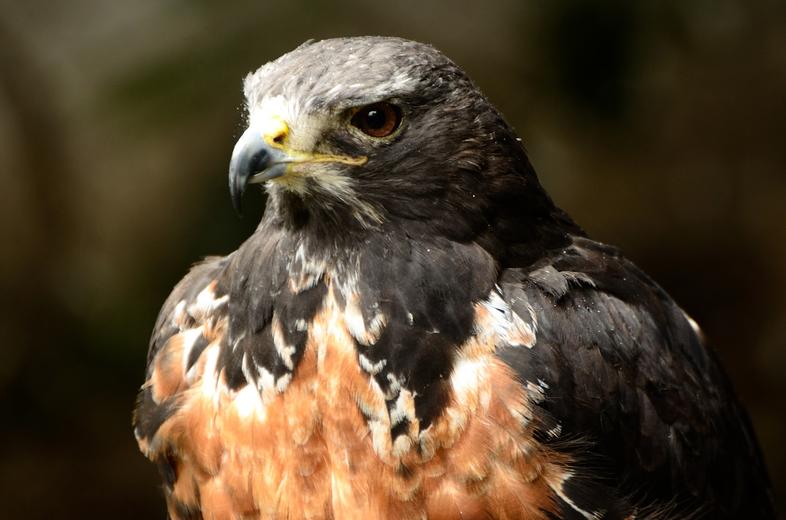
xmin=1 ymin=0 xmax=784 ymax=517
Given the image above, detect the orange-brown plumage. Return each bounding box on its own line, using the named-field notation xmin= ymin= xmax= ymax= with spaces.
xmin=138 ymin=279 xmax=569 ymax=519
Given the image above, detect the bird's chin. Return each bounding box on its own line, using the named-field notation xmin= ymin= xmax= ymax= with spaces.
xmin=266 ymin=171 xmax=311 ymax=195
xmin=250 ymin=162 xmax=321 ymax=197
xmin=265 ymin=164 xmax=338 ymax=195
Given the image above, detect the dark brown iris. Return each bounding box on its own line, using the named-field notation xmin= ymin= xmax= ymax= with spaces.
xmin=351 ymin=102 xmax=402 ymax=137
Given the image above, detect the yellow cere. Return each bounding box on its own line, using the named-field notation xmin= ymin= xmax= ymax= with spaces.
xmin=260 ymin=115 xmax=289 ymax=148
xmin=258 ymin=114 xmax=367 ymax=168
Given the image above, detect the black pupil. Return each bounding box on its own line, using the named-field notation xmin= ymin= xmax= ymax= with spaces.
xmin=364 ymin=108 xmax=386 ymax=129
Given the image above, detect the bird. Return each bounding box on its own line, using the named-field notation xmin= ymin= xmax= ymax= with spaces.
xmin=133 ymin=36 xmax=775 ymax=519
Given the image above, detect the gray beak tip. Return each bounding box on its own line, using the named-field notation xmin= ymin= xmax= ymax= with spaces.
xmin=228 ymin=127 xmax=274 ymax=215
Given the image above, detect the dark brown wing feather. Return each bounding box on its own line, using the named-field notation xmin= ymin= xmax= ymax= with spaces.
xmin=496 ymin=236 xmax=775 ymax=518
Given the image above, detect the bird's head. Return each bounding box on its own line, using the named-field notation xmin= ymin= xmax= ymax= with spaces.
xmin=230 ymin=37 xmax=551 ymax=242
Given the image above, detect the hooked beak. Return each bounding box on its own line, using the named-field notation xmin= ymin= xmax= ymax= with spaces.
xmin=228 ymin=125 xmax=290 ymax=214
xmin=229 ymin=115 xmax=367 ymax=214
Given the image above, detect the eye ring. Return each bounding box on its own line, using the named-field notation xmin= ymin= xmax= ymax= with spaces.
xmin=350 ymin=102 xmax=402 ymax=138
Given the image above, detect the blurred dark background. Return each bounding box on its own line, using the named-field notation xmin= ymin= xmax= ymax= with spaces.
xmin=1 ymin=0 xmax=784 ymax=517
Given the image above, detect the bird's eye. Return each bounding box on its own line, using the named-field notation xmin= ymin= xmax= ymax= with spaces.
xmin=350 ymin=102 xmax=402 ymax=138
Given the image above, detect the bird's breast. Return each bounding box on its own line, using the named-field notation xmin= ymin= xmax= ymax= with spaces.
xmin=139 ymin=276 xmax=570 ymax=519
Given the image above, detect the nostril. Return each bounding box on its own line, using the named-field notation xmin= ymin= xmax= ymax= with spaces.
xmin=273 ymin=133 xmax=285 ymax=145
